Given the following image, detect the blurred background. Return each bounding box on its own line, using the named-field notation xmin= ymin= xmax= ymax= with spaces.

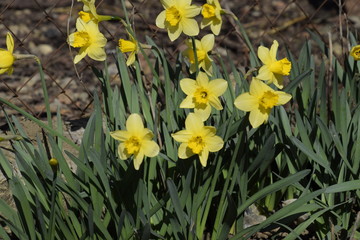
xmin=0 ymin=0 xmax=359 ymax=123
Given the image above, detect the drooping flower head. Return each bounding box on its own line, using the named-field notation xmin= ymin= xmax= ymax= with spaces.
xmin=78 ymin=0 xmax=98 ymax=22
xmin=350 ymin=45 xmax=360 ymax=60
xmin=77 ymin=0 xmax=118 ymax=23
xmin=119 ymin=31 xmax=139 ymax=66
xmin=155 ymin=0 xmax=201 ymax=41
xmin=257 ymin=40 xmax=291 ymax=89
xmin=183 ymin=34 xmax=214 ymax=75
xmin=68 ymin=18 xmax=107 ymax=64
xmin=110 ymin=114 xmax=160 ymax=170
xmin=200 ymin=0 xmax=224 ymax=35
xmin=180 ymin=71 xmax=227 ymax=121
xmin=0 ymin=32 xmax=15 ymax=75
xmin=172 ymin=113 xmax=224 ymax=167
xmin=234 ymin=78 xmax=292 ymax=128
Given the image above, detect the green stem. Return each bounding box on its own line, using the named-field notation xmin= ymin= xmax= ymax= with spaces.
xmin=36 ymin=58 xmax=52 ymax=129
xmin=232 ymin=19 xmax=260 ymax=67
xmin=47 ymin=173 xmax=58 ymax=240
xmin=197 ymin=153 xmax=223 ymax=238
xmin=120 ymin=0 xmax=131 ymax=26
xmin=212 ymin=135 xmax=243 ymax=238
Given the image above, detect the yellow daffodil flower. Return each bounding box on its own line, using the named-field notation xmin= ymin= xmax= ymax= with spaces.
xmin=180 ymin=71 xmax=227 ymax=121
xmin=350 ymin=45 xmax=360 ymax=60
xmin=156 ymin=0 xmax=201 ymax=41
xmin=77 ymin=0 xmax=115 ymax=23
xmin=68 ymin=18 xmax=107 ymax=64
xmin=78 ymin=0 xmax=98 ymax=22
xmin=257 ymin=40 xmax=291 ymax=89
xmin=110 ymin=113 xmax=160 ymax=170
xmin=0 ymin=32 xmax=15 ymax=75
xmin=119 ymin=31 xmax=139 ymax=66
xmin=183 ymin=34 xmax=214 ymax=75
xmin=172 ymin=113 xmax=224 ymax=167
xmin=234 ymin=78 xmax=292 ymax=128
xmin=200 ymin=0 xmax=224 ymax=35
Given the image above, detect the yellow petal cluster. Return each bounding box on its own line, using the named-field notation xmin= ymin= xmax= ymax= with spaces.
xmin=180 ymin=71 xmax=227 ymax=121
xmin=110 ymin=114 xmax=160 ymax=170
xmin=183 ymin=34 xmax=214 ymax=75
xmin=0 ymin=33 xmax=15 ymax=75
xmin=257 ymin=40 xmax=291 ymax=89
xmin=171 ymin=113 xmax=224 ymax=167
xmin=200 ymin=0 xmax=223 ymax=35
xmin=234 ymin=78 xmax=292 ymax=128
xmin=77 ymin=0 xmax=99 ymax=23
xmin=350 ymin=45 xmax=360 ymax=61
xmin=156 ymin=0 xmax=201 ymax=41
xmin=68 ymin=18 xmax=107 ymax=64
xmin=118 ymin=31 xmax=139 ymax=66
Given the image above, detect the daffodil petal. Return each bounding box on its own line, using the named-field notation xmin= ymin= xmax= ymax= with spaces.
xmin=194 ymin=104 xmax=212 ymax=121
xmin=87 ymin=46 xmax=106 ymax=61
xmin=198 ymin=148 xmax=209 ymax=167
xmin=250 ymin=78 xmax=273 ymax=97
xmin=178 ymin=143 xmax=194 ymax=159
xmin=133 ymin=150 xmax=144 ymax=170
xmin=181 ymin=18 xmax=199 ymax=37
xmin=200 ymin=34 xmax=214 ymax=52
xmin=200 ymin=18 xmax=212 ymax=29
xmin=184 ymin=5 xmax=201 ymax=18
xmin=110 ymin=130 xmax=131 ymax=141
xmin=206 ymin=135 xmax=224 ymax=152
xmin=276 ymin=91 xmax=292 ymax=105
xmin=249 ymin=108 xmax=268 ymax=128
xmin=94 ymin=33 xmax=107 ymax=46
xmin=180 ymin=96 xmax=195 ymax=108
xmin=126 ymin=52 xmax=136 ymax=66
xmin=126 ymin=114 xmax=144 ymax=135
xmin=75 ymin=18 xmax=87 ymax=31
xmin=269 ymin=40 xmax=279 ymax=61
xmin=172 ymin=130 xmax=192 ymax=142
xmin=234 ymin=93 xmax=258 ymax=112
xmin=202 ymin=126 xmax=216 ymax=136
xmin=196 ymin=71 xmax=209 ymax=86
xmin=257 ymin=45 xmax=271 ymax=65
xmin=160 ymin=0 xmax=174 ymax=8
xmin=142 ymin=140 xmax=160 ymax=157
xmin=256 ymin=65 xmax=272 ymax=82
xmin=273 ymin=74 xmax=284 ymax=89
xmin=180 ymin=78 xmax=197 ymax=95
xmin=185 ymin=113 xmax=204 ymax=131
xmin=210 ymin=18 xmax=222 ymax=35
xmin=155 ymin=10 xmax=166 ymax=29
xmin=74 ymin=47 xmax=87 ymax=64
xmin=118 ymin=143 xmax=130 ymax=160
xmin=202 ymin=57 xmax=213 ymax=75
xmin=208 ymin=79 xmax=227 ymax=96
xmin=6 ymin=66 xmax=13 ymax=75
xmin=208 ymin=95 xmax=222 ymax=110
xmin=6 ymin=33 xmax=14 ymax=53
xmin=168 ymin=24 xmax=182 ymax=41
